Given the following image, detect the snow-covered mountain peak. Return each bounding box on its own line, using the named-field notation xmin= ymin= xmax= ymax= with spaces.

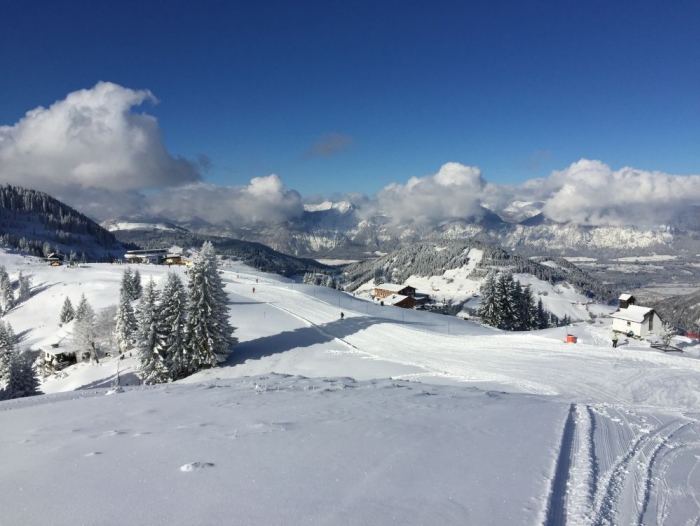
xmin=303 ymin=201 xmax=354 ymax=213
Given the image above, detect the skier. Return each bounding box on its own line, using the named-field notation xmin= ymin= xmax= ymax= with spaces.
xmin=612 ymin=332 xmax=618 ymax=348
xmin=340 ymin=312 xmax=345 ymax=321
xmin=252 ymin=287 xmax=256 ymax=293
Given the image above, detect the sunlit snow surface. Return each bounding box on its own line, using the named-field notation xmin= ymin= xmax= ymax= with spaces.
xmin=1 ymin=250 xmax=699 ymax=525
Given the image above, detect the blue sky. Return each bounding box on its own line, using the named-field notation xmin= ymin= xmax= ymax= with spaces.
xmin=1 ymin=0 xmax=698 ymax=199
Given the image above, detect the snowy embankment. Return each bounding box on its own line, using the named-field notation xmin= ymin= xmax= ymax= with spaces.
xmin=2 ymin=251 xmax=700 ymax=525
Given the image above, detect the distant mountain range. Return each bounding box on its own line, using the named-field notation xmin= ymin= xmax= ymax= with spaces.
xmin=102 ymin=200 xmax=700 ymax=260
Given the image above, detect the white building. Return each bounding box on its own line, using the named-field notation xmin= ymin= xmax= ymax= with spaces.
xmin=610 ymin=294 xmax=663 ymax=340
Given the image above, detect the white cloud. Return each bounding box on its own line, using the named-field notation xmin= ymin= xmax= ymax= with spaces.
xmin=0 ymin=81 xmax=201 ymax=193
xmin=535 ymin=160 xmax=700 ymax=226
xmin=145 ymin=175 xmax=303 ymax=226
xmin=376 ymin=162 xmax=486 ymax=224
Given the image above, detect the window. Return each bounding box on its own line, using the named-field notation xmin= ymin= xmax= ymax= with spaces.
xmin=648 ymin=316 xmax=653 ymax=331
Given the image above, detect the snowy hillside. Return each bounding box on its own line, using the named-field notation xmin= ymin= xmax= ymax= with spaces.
xmin=2 ymin=248 xmax=700 ymax=524
xmin=343 ymin=240 xmax=616 ymax=321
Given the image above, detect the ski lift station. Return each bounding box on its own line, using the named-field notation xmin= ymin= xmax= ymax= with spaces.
xmin=124 ymin=249 xmax=168 ymax=264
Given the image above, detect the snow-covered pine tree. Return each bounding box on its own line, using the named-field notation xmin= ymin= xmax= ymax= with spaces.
xmin=520 ymin=285 xmax=539 ymax=330
xmin=69 ymin=251 xmax=77 ymax=266
xmin=159 ymin=273 xmax=188 ymax=381
xmin=17 ymin=271 xmax=31 ymax=302
xmin=94 ymin=305 xmax=118 ymax=356
xmin=132 ymin=269 xmax=143 ymax=299
xmin=81 ymin=252 xmax=87 ymax=265
xmin=0 ymin=321 xmax=14 ymax=385
xmin=0 ymin=351 xmax=41 ymax=400
xmin=0 ymin=267 xmax=14 ymax=314
xmin=74 ymin=294 xmax=92 ymax=322
xmin=121 ymin=267 xmax=136 ymax=301
xmin=137 ymin=277 xmax=167 ymax=384
xmin=59 ymin=296 xmax=75 ymax=325
xmin=493 ymin=272 xmax=517 ymax=330
xmin=477 ymin=272 xmax=499 ymax=327
xmin=74 ymin=300 xmax=97 ymax=362
xmin=185 ymin=241 xmax=236 ymax=371
xmin=324 ymin=275 xmax=336 ymax=289
xmin=115 ymin=287 xmax=138 ymax=353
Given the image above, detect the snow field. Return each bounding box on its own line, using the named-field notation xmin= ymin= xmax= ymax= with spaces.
xmin=0 ymin=376 xmax=566 ymax=525
xmin=2 ymin=250 xmax=700 ymax=524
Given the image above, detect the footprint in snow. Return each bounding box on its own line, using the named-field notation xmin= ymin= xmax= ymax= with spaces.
xmin=180 ymin=462 xmax=215 ymax=472
xmin=103 ymin=430 xmax=128 ymax=436
xmin=84 ymin=452 xmax=103 ymax=457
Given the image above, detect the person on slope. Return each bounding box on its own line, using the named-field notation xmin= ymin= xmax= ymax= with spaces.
xmin=340 ymin=312 xmax=345 ymax=321
xmin=612 ymin=332 xmax=618 ymax=348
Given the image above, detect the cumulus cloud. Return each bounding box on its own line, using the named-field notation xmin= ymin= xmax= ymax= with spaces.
xmin=303 ymin=132 xmax=353 ymax=159
xmin=375 ymin=162 xmax=486 ymax=224
xmin=539 ymin=160 xmax=700 ymax=226
xmin=145 ymin=175 xmax=303 ymax=226
xmin=0 ymin=81 xmax=201 ymax=193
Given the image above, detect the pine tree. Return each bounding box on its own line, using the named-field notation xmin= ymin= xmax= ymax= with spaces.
xmin=185 ymin=241 xmax=237 ymax=371
xmin=537 ymin=298 xmax=548 ymax=329
xmin=59 ymin=296 xmax=75 ymax=325
xmin=137 ymin=277 xmax=167 ymax=384
xmin=121 ymin=267 xmax=134 ymax=301
xmin=160 ymin=273 xmax=188 ymax=380
xmin=477 ymin=272 xmax=499 ymax=327
xmin=0 ymin=322 xmax=14 ymax=385
xmin=0 ymin=266 xmax=14 ymax=314
xmin=1 ymin=352 xmax=41 ymax=400
xmin=74 ymin=294 xmax=91 ymax=322
xmin=81 ymin=252 xmax=87 ymax=265
xmin=132 ymin=269 xmax=143 ymax=300
xmin=519 ymin=284 xmax=538 ymax=331
xmin=17 ymin=271 xmax=31 ymax=302
xmin=492 ymin=272 xmax=515 ymax=330
xmin=115 ymin=287 xmax=137 ymax=353
xmin=74 ymin=300 xmax=97 ymax=362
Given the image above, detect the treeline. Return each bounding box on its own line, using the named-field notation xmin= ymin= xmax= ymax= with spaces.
xmin=115 ymin=228 xmax=329 ymax=277
xmin=477 ymin=271 xmax=570 ymax=331
xmin=302 ymin=272 xmax=336 ymax=288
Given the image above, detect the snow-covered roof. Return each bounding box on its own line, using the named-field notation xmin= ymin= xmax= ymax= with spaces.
xmin=36 ymin=321 xmax=77 ymax=353
xmin=385 ymin=294 xmax=411 ymax=306
xmin=619 ymin=293 xmax=634 ymax=301
xmin=375 ymin=283 xmax=414 ymax=293
xmin=611 ymin=305 xmax=654 ymax=323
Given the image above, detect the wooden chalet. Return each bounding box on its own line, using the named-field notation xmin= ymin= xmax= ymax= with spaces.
xmin=383 ymin=294 xmax=416 ymax=309
xmin=374 ymin=283 xmax=417 ymax=300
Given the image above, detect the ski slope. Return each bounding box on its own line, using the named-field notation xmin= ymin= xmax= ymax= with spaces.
xmin=1 ymin=251 xmax=700 ymax=525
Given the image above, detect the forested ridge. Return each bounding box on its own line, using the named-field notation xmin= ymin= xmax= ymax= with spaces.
xmin=115 ymin=228 xmax=329 ymax=277
xmin=343 ymin=239 xmax=617 ymax=301
xmin=0 ymin=184 xmax=118 ymax=256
